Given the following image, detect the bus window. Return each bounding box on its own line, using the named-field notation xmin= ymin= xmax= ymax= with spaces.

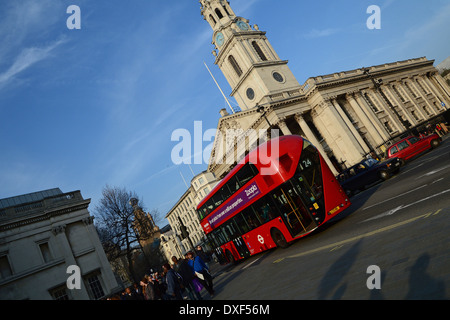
xmin=212 ymin=194 xmax=224 ymax=208
xmin=242 ymin=207 xmax=262 ymax=231
xmin=253 ymin=199 xmax=277 ymax=223
xmin=227 ymin=176 xmax=240 ymax=193
xmin=223 ymin=221 xmax=239 ymax=240
xmin=213 ymin=228 xmax=227 ymax=246
xmin=233 ymin=212 xmax=251 ymax=234
xmin=298 ymin=144 xmax=323 ymax=199
xmin=236 ymin=163 xmax=258 ymax=188
xmin=219 ymin=184 xmax=232 ymax=201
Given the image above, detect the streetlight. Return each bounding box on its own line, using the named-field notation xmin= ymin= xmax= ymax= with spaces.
xmin=362 ymin=68 xmax=413 ymax=136
xmin=256 ymin=104 xmax=272 ymax=127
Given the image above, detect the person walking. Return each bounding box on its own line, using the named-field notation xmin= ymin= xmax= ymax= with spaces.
xmin=162 ymin=263 xmax=183 ymax=300
xmin=187 ymin=251 xmax=215 ymax=298
xmin=172 ymin=256 xmax=203 ymax=300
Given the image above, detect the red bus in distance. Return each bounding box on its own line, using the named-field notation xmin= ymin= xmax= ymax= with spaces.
xmin=196 ymin=135 xmax=351 ymax=263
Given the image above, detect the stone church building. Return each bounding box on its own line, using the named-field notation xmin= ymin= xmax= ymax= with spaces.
xmin=200 ymin=0 xmax=450 ymax=178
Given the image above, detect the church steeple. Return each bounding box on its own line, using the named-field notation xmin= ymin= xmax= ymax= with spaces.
xmin=200 ymin=0 xmax=303 ymax=111
xmin=200 ymin=0 xmax=236 ymax=30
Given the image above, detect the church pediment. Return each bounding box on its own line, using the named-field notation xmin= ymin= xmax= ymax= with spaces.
xmin=208 ymin=109 xmax=263 ymax=173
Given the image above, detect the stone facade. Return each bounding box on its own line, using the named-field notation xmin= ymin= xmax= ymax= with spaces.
xmin=200 ymin=0 xmax=450 ymax=179
xmin=0 ymin=189 xmax=120 ymax=300
xmin=164 ymin=171 xmax=218 ymax=256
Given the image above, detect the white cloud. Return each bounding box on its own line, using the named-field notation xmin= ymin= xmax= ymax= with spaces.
xmin=0 ymin=38 xmax=66 ymax=88
xmin=303 ymin=28 xmax=340 ymax=39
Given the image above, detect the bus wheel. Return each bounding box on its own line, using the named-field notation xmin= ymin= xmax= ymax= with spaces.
xmin=226 ymin=250 xmax=235 ymax=264
xmin=271 ymin=228 xmax=289 ymax=249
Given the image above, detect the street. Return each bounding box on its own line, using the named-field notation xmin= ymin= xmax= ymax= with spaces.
xmin=210 ymin=135 xmax=450 ymax=300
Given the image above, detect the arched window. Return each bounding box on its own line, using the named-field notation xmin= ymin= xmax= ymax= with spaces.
xmin=228 ymin=55 xmax=243 ymax=77
xmin=215 ymin=8 xmax=224 ymax=19
xmin=209 ymin=14 xmax=216 ymax=26
xmin=252 ymin=41 xmax=267 ymax=61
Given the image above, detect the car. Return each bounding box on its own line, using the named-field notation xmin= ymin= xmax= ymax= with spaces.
xmin=386 ymin=134 xmax=441 ymax=165
xmin=337 ymin=157 xmax=402 ymax=196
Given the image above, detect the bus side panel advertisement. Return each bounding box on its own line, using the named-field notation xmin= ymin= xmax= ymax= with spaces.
xmin=203 ymin=181 xmax=261 ymax=232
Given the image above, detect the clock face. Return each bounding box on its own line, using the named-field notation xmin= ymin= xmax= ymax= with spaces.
xmin=237 ymin=21 xmax=249 ymax=31
xmin=216 ymin=32 xmax=225 ymax=46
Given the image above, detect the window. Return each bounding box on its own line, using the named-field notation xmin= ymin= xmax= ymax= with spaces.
xmin=408 ymin=137 xmax=420 ymax=144
xmin=397 ymin=141 xmax=410 ymax=151
xmin=228 ymin=55 xmax=243 ymax=77
xmin=50 ymin=286 xmax=70 ymax=300
xmin=0 ymin=255 xmax=13 ymax=279
xmin=252 ymin=41 xmax=267 ymax=61
xmin=85 ymin=273 xmax=105 ymax=300
xmin=215 ymin=8 xmax=223 ymax=19
xmin=209 ymin=14 xmax=216 ymax=26
xmin=235 ymin=163 xmax=257 ymax=188
xmin=39 ymin=242 xmax=52 ymax=263
xmin=390 ymin=146 xmax=399 ymax=155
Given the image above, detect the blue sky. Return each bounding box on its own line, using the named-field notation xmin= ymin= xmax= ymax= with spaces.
xmin=1 ymin=0 xmax=449 ymax=226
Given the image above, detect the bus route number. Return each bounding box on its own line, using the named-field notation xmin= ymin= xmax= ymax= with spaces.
xmin=302 ymin=159 xmax=312 ymax=168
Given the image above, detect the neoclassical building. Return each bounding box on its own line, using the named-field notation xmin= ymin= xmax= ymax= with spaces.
xmin=0 ymin=188 xmax=120 ymax=300
xmin=164 ymin=171 xmax=218 ymax=255
xmin=200 ymin=0 xmax=450 ymax=178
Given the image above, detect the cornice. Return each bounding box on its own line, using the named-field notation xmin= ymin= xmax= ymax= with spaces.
xmin=0 ymin=200 xmax=91 ymax=232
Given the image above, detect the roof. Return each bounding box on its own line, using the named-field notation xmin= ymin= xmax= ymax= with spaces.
xmin=0 ymin=188 xmax=63 ymax=210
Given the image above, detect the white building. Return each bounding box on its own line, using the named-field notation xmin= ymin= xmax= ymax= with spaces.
xmin=164 ymin=171 xmax=218 ymax=256
xmin=0 ymin=188 xmax=120 ymax=300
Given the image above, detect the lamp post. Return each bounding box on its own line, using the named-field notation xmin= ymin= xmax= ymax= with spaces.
xmin=362 ymin=68 xmax=413 ymax=136
xmin=256 ymin=104 xmax=272 ymax=127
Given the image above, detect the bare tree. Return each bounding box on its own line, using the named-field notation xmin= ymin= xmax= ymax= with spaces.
xmin=94 ymin=185 xmax=145 ymax=282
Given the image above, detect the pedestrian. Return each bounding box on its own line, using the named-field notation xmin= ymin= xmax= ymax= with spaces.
xmin=141 ymin=276 xmax=158 ymax=300
xmin=172 ymin=256 xmax=203 ymax=300
xmin=196 ymin=245 xmax=211 ymax=269
xmin=187 ymin=251 xmax=215 ymax=298
xmin=121 ymin=287 xmax=136 ymax=300
xmin=162 ymin=263 xmax=183 ymax=300
xmin=132 ymin=282 xmax=144 ymax=300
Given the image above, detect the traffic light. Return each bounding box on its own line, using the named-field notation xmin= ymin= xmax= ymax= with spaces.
xmin=180 ymin=225 xmax=189 ymax=239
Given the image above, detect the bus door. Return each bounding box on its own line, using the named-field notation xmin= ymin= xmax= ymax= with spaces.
xmin=232 ymin=236 xmax=251 ymax=259
xmin=223 ymin=222 xmax=250 ymax=259
xmin=272 ymin=182 xmax=316 ymax=238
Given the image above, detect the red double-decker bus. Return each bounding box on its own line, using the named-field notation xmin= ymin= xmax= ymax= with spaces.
xmin=197 ymin=135 xmax=351 ymax=263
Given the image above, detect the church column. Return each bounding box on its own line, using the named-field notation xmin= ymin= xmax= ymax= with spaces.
xmin=276 ymin=117 xmax=292 ymax=135
xmin=317 ymin=100 xmax=365 ymax=166
xmin=294 ymin=114 xmax=338 ymax=176
xmin=330 ymin=98 xmax=370 ymax=154
xmin=52 ymin=225 xmax=90 ymax=299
